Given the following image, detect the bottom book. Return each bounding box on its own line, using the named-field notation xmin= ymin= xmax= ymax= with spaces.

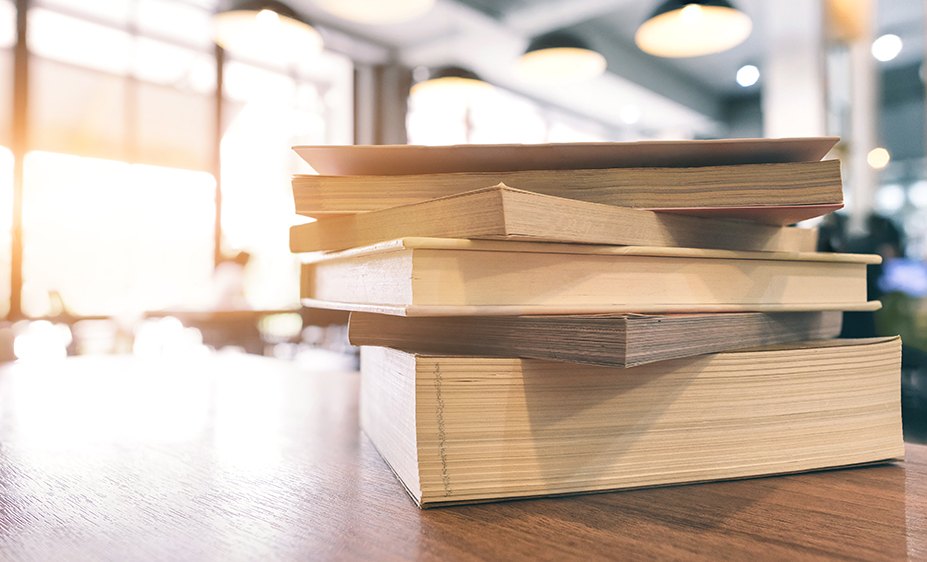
xmin=360 ymin=337 xmax=904 ymax=508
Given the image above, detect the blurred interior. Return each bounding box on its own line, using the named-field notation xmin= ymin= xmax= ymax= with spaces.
xmin=0 ymin=1 xmax=926 ymax=435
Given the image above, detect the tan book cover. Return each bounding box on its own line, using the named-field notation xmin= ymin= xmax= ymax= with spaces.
xmin=290 ymin=185 xmax=820 ymax=254
xmin=294 ymin=137 xmax=838 ymax=175
xmin=300 ymin=237 xmax=880 ymax=316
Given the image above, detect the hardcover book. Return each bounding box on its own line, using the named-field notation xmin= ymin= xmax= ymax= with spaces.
xmin=300 ymin=238 xmax=880 ymax=316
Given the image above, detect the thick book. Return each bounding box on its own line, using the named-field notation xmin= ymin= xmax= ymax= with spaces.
xmin=347 ymin=310 xmax=843 ymax=368
xmin=299 ymin=237 xmax=880 ymax=316
xmin=289 ymin=185 xmax=819 ymax=254
xmin=290 ymin=160 xmax=843 ymax=225
xmin=359 ymin=337 xmax=904 ymax=508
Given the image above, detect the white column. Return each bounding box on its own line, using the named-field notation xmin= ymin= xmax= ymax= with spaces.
xmin=354 ymin=64 xmax=376 ymax=145
xmin=846 ymin=11 xmax=877 ymax=234
xmin=762 ymin=0 xmax=828 ymax=138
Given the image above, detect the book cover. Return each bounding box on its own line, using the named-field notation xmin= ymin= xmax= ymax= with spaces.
xmin=294 ymin=137 xmax=839 ymax=175
xmin=290 ymin=185 xmax=821 ymax=253
xmin=291 ymin=160 xmax=843 ymax=225
xmin=300 ymin=238 xmax=880 ymax=316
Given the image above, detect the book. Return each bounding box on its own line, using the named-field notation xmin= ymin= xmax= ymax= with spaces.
xmin=294 ymin=136 xmax=839 ymax=175
xmin=347 ymin=310 xmax=843 ymax=368
xmin=289 ymin=185 xmax=820 ymax=254
xmin=290 ymin=160 xmax=843 ymax=225
xmin=300 ymin=237 xmax=881 ymax=316
xmin=359 ymin=337 xmax=904 ymax=508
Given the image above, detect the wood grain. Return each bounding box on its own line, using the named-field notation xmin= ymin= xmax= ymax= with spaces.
xmin=0 ymin=354 xmax=923 ymax=561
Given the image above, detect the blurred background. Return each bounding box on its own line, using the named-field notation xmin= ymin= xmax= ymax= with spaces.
xmin=0 ymin=0 xmax=925 ymax=415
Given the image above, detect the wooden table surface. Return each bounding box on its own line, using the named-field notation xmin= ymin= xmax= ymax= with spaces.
xmin=0 ymin=353 xmax=924 ymax=561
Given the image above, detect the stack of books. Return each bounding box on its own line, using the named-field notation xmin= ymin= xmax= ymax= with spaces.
xmin=289 ymin=137 xmax=904 ymax=508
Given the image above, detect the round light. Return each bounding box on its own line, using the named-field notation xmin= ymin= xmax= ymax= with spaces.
xmin=875 ymin=184 xmax=905 ymax=213
xmin=515 ymin=47 xmax=606 ymax=84
xmin=871 ymin=34 xmax=902 ymax=62
xmin=736 ymin=64 xmax=759 ymax=87
xmin=312 ymin=0 xmax=435 ymax=24
xmin=214 ymin=9 xmax=323 ymax=61
xmin=635 ymin=3 xmax=752 ymax=58
xmin=909 ymin=180 xmax=927 ymax=208
xmin=867 ymin=147 xmax=890 ymax=169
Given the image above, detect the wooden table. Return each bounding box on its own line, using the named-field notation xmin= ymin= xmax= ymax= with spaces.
xmin=0 ymin=354 xmax=924 ymax=561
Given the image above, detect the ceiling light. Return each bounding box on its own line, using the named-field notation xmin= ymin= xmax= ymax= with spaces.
xmin=410 ymin=66 xmax=493 ymax=103
xmin=311 ymin=0 xmax=435 ymax=24
xmin=871 ymin=34 xmax=902 ymax=62
xmin=868 ymin=147 xmax=890 ymax=169
xmin=515 ymin=31 xmax=606 ymax=84
xmin=736 ymin=64 xmax=759 ymax=87
xmin=214 ymin=1 xmax=322 ymax=61
xmin=635 ymin=0 xmax=752 ymax=58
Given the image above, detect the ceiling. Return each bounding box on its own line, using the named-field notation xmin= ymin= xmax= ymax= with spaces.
xmin=286 ymin=0 xmax=926 ymax=140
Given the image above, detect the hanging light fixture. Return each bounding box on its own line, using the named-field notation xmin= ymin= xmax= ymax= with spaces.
xmin=214 ymin=1 xmax=323 ymax=61
xmin=635 ymin=0 xmax=752 ymax=58
xmin=409 ymin=66 xmax=493 ymax=103
xmin=515 ymin=31 xmax=607 ymax=84
xmin=311 ymin=0 xmax=435 ymax=25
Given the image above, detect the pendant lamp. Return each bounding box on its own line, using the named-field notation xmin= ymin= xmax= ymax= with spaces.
xmin=214 ymin=1 xmax=323 ymax=60
xmin=410 ymin=66 xmax=493 ymax=102
xmin=516 ymin=31 xmax=607 ymax=84
xmin=635 ymin=0 xmax=752 ymax=58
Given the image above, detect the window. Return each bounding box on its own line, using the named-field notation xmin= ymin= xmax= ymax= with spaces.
xmin=27 ymin=5 xmax=216 ymax=169
xmin=219 ymin=51 xmax=352 ymax=310
xmin=0 ymin=0 xmax=14 ymax=50
xmin=9 ymin=0 xmax=354 ymax=320
xmin=1 ymin=0 xmax=12 ymax=317
xmin=21 ymin=152 xmax=215 ymax=317
xmin=0 ymin=147 xmax=11 ymax=318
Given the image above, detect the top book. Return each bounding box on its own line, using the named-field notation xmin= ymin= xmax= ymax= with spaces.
xmin=293 ymin=137 xmax=839 ymax=175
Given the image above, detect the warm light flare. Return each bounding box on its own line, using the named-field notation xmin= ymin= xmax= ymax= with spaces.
xmin=636 ymin=4 xmax=752 ymax=58
xmin=515 ymin=47 xmax=607 ymax=84
xmin=213 ymin=8 xmax=322 ymax=62
xmin=22 ymin=151 xmax=216 ymax=317
xmin=868 ymin=147 xmax=890 ymax=169
xmin=410 ymin=76 xmax=494 ymax=105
